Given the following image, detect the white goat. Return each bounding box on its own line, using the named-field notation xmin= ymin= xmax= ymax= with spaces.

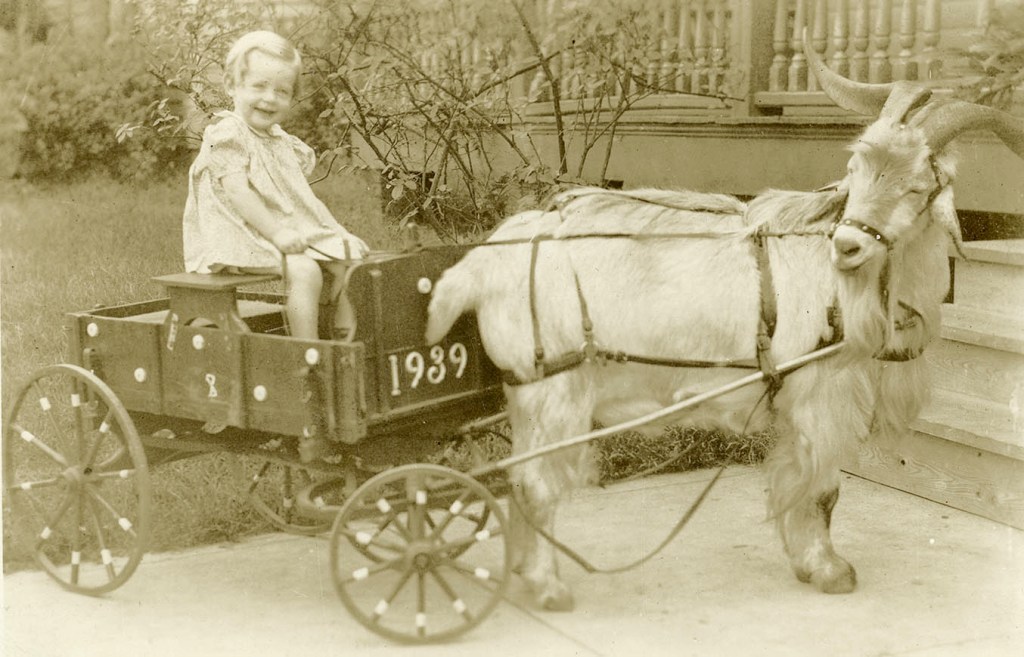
xmin=425 ymin=45 xmax=1024 ymax=610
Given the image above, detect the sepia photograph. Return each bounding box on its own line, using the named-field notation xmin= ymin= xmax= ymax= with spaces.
xmin=2 ymin=1 xmax=1022 ymax=655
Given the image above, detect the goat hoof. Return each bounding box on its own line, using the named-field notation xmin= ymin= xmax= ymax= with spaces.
xmin=812 ymin=562 xmax=857 ymax=594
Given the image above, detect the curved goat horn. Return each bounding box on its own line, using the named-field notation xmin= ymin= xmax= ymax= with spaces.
xmin=914 ymin=100 xmax=1024 ymax=159
xmin=803 ymin=28 xmax=892 ymax=115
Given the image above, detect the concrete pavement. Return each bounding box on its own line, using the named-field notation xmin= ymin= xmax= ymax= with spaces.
xmin=4 ymin=466 xmax=1023 ymax=657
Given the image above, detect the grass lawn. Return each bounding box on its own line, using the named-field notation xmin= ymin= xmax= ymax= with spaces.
xmin=1 ymin=170 xmax=768 ymax=571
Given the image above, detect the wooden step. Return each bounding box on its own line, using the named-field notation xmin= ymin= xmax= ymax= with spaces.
xmin=939 ymin=303 xmax=1024 ymax=355
xmin=952 ymin=240 xmax=1024 ymax=316
xmin=927 ymin=340 xmax=1024 ymax=408
xmin=914 ymin=388 xmax=1024 ymax=460
xmin=927 ymin=305 xmax=1024 ymax=407
xmin=846 ymin=388 xmax=1024 ymax=530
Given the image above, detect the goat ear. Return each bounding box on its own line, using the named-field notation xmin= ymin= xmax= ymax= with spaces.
xmin=880 ymin=81 xmax=932 ymax=124
xmin=930 ymin=185 xmax=966 ymax=258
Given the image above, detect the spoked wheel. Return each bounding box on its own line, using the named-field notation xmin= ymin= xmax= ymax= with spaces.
xmin=329 ymin=464 xmax=510 ymax=644
xmin=3 ymin=364 xmax=152 ymax=595
xmin=247 ymin=460 xmax=338 ymax=535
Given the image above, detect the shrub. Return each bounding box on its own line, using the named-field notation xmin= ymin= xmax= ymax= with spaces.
xmin=2 ymin=39 xmax=192 ymax=181
xmin=954 ymin=3 xmax=1024 ymax=109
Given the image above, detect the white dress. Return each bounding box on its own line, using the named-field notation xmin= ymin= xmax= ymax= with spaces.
xmin=183 ymin=111 xmax=360 ymax=273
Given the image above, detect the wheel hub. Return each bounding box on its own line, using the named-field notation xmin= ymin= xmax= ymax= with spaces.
xmin=407 ymin=540 xmax=436 ymax=572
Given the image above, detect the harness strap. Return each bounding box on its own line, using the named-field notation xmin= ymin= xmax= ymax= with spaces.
xmin=529 ymin=236 xmax=547 ymax=377
xmin=510 ymin=466 xmax=725 ymax=574
xmin=751 ymin=229 xmax=782 ymax=399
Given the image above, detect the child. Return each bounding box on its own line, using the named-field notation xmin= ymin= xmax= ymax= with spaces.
xmin=183 ymin=30 xmax=368 ymax=341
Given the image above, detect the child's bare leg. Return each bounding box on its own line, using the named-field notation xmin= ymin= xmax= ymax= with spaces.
xmin=324 ymin=261 xmax=355 ymax=339
xmin=284 ymin=254 xmax=324 ymax=339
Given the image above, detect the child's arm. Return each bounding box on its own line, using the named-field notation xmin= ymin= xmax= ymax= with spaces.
xmin=221 ymin=172 xmax=305 ymax=254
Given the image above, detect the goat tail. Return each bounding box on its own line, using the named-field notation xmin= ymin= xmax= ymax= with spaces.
xmin=425 ymin=258 xmax=479 ymax=344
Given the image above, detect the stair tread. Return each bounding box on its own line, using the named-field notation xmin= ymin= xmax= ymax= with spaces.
xmin=913 ymin=388 xmax=1024 ymax=460
xmin=940 ymin=303 xmax=1024 ymax=354
xmin=956 ymin=239 xmax=1024 ymax=266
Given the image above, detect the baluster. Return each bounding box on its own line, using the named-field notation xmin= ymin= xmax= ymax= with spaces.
xmin=869 ymin=0 xmax=892 ymax=82
xmin=830 ymin=0 xmax=850 ymax=77
xmin=691 ymin=0 xmax=710 ymax=93
xmin=708 ymin=0 xmax=727 ymax=94
xmin=660 ymin=0 xmax=677 ymax=92
xmin=788 ymin=0 xmax=808 ymax=91
xmin=850 ymin=0 xmax=869 ymax=82
xmin=891 ymin=0 xmax=917 ymax=81
xmin=677 ymin=1 xmax=694 ymax=93
xmin=807 ymin=0 xmax=828 ymax=91
xmin=977 ymin=0 xmax=994 ymax=30
xmin=920 ymin=0 xmax=941 ymax=79
xmin=568 ymin=45 xmax=583 ymax=100
xmin=768 ymin=0 xmax=789 ymax=92
xmin=528 ymin=0 xmax=556 ymax=101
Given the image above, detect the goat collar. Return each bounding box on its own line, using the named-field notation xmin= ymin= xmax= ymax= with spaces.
xmin=829 ymin=156 xmax=947 ymax=252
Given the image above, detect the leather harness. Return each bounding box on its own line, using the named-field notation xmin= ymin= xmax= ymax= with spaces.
xmin=498 ymin=179 xmax=942 ymax=388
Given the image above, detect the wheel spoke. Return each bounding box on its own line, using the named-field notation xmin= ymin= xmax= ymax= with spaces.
xmin=370 ymin=568 xmax=415 ymax=626
xmin=85 ymin=495 xmax=117 ymax=582
xmin=426 ymin=489 xmax=474 ymax=539
xmin=427 ymin=524 xmax=503 ymax=558
xmin=445 ymin=557 xmax=505 ymax=589
xmin=6 ymin=475 xmax=63 ymax=492
xmin=339 ymin=555 xmax=405 ymax=585
xmin=10 ymin=423 xmax=69 ymax=467
xmin=84 ymin=484 xmax=137 ymax=539
xmin=429 ymin=568 xmax=474 ymax=622
xmin=81 ymin=408 xmax=114 ymax=469
xmin=338 ymin=525 xmax=406 ymax=557
xmin=71 ymin=484 xmax=86 ymax=585
xmin=31 ymin=380 xmax=70 ymax=452
xmin=32 ymin=491 xmax=75 ymax=552
xmin=92 ymin=468 xmax=138 ymax=482
xmin=416 ymin=572 xmax=427 ymax=638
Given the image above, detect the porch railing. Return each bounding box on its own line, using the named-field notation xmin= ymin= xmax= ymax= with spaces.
xmin=499 ymin=0 xmax=1003 ymax=116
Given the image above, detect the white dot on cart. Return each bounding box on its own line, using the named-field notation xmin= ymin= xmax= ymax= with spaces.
xmin=86 ymin=323 xmax=99 ymax=337
xmin=305 ymin=348 xmax=320 ymax=366
xmin=929 ymin=538 xmax=935 ymax=545
xmin=133 ymin=368 xmax=147 ymax=383
xmin=192 ymin=334 xmax=205 ymax=350
xmin=417 ymin=277 xmax=432 ymax=294
xmin=253 ymin=385 xmax=267 ymax=402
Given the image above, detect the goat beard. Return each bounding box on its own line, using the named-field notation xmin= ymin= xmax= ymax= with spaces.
xmin=835 ymin=251 xmax=933 ymax=443
xmin=835 ymin=256 xmax=889 ymax=356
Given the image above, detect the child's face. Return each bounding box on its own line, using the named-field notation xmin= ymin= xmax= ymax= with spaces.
xmin=227 ymin=50 xmax=297 ymax=133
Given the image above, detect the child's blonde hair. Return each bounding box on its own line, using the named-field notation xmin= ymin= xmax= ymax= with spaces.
xmin=224 ymin=30 xmax=302 ymax=89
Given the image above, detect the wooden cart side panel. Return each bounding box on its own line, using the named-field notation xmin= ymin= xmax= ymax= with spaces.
xmin=160 ymin=324 xmax=244 ymax=426
xmin=346 ymin=247 xmax=502 ymax=426
xmin=243 ymin=333 xmax=355 ymax=438
xmin=69 ymin=314 xmax=163 ymax=414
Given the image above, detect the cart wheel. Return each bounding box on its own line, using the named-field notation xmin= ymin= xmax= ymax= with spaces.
xmin=329 ymin=464 xmax=509 ymax=644
xmin=3 ymin=364 xmax=152 ymax=595
xmin=247 ymin=460 xmax=335 ymax=535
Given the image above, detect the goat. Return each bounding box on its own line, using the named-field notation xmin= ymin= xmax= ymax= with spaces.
xmin=425 ymin=43 xmax=1024 ymax=610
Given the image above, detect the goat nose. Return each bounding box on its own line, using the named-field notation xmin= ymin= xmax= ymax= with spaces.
xmin=834 ymin=234 xmax=862 ymax=259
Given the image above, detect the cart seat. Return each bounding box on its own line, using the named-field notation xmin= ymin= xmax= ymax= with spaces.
xmin=152 ymin=272 xmax=282 ymax=333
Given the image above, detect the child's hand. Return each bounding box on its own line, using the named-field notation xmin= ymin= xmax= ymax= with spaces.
xmin=272 ymin=228 xmax=307 ymax=254
xmin=345 ymin=234 xmax=371 ymax=258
